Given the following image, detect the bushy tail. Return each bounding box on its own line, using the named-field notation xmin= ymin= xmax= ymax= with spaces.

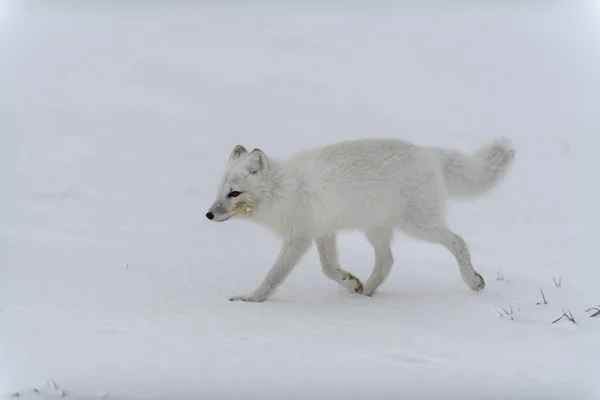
xmin=438 ymin=138 xmax=515 ymax=199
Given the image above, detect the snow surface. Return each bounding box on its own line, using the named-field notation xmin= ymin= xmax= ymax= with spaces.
xmin=2 ymin=1 xmax=600 ymax=399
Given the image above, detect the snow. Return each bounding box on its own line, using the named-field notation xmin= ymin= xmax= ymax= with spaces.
xmin=2 ymin=1 xmax=600 ymax=399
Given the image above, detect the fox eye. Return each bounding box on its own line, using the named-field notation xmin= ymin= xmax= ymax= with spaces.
xmin=228 ymin=191 xmax=242 ymax=198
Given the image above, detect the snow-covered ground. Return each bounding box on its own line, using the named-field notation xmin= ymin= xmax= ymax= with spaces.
xmin=2 ymin=1 xmax=600 ymax=399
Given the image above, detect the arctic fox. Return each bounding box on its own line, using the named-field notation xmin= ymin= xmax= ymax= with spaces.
xmin=206 ymin=138 xmax=515 ymax=302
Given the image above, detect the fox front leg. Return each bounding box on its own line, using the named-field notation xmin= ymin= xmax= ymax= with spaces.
xmin=229 ymin=234 xmax=312 ymax=302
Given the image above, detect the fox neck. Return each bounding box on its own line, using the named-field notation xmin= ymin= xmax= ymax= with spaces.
xmin=250 ymin=159 xmax=296 ymax=236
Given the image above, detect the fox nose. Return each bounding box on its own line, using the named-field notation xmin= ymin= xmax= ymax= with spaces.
xmin=206 ymin=212 xmax=214 ymax=220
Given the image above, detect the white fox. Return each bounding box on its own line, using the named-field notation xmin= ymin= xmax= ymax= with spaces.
xmin=206 ymin=138 xmax=515 ymax=302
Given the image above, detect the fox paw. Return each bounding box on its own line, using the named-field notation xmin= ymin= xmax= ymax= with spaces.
xmin=466 ymin=272 xmax=485 ymax=292
xmin=228 ymin=294 xmax=267 ymax=302
xmin=342 ymin=273 xmax=363 ymax=294
xmin=361 ymin=285 xmax=376 ymax=297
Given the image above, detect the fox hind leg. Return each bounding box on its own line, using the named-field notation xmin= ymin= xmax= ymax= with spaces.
xmin=405 ymin=224 xmax=485 ymax=291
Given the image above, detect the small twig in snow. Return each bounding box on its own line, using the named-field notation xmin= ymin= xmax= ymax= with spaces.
xmin=536 ymin=288 xmax=548 ymax=305
xmin=552 ymin=276 xmax=562 ymax=288
xmin=552 ymin=314 xmax=566 ymax=324
xmin=10 ymin=393 xmax=20 ymax=398
xmin=52 ymin=381 xmax=59 ymax=390
xmin=552 ymin=309 xmax=576 ymax=324
xmin=585 ymin=306 xmax=600 ymax=317
xmin=125 ymin=261 xmax=129 ymax=269
xmin=33 ymin=388 xmax=40 ymax=394
xmin=61 ymin=390 xmax=67 ymax=397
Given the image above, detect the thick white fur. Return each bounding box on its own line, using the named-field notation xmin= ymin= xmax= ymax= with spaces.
xmin=207 ymin=138 xmax=515 ymax=302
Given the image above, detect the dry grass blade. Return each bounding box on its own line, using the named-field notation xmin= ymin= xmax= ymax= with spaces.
xmin=496 ymin=303 xmax=516 ymax=320
xmin=552 ymin=276 xmax=562 ymax=288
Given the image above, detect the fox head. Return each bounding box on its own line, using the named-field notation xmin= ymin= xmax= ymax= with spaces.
xmin=206 ymin=145 xmax=274 ymax=222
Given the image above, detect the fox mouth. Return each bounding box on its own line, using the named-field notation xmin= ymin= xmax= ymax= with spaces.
xmin=210 ymin=201 xmax=256 ymax=222
xmin=213 ymin=215 xmax=232 ymax=222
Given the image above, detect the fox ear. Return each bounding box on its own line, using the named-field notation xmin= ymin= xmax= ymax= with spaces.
xmin=247 ymin=148 xmax=269 ymax=173
xmin=229 ymin=145 xmax=247 ymax=161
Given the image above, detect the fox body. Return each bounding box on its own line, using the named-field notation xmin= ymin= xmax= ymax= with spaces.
xmin=206 ymin=138 xmax=515 ymax=302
